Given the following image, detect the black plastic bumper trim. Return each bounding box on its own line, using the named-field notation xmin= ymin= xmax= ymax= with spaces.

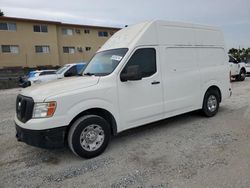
xmin=15 ymin=124 xmax=67 ymax=149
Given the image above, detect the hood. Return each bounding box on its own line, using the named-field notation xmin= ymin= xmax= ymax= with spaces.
xmin=20 ymin=76 xmax=99 ymax=101
xmin=28 ymin=74 xmax=57 ymax=81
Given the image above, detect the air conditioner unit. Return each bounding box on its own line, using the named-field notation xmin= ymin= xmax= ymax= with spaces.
xmin=75 ymin=29 xmax=81 ymax=34
xmin=77 ymin=47 xmax=83 ymax=52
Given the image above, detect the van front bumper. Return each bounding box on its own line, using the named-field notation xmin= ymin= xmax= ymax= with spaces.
xmin=15 ymin=124 xmax=67 ymax=149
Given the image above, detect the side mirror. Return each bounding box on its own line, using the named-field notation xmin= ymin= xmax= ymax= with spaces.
xmin=120 ymin=65 xmax=142 ymax=82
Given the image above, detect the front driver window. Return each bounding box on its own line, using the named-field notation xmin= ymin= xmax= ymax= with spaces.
xmin=229 ymin=56 xmax=238 ymax=64
xmin=65 ymin=65 xmax=77 ymax=76
xmin=122 ymin=48 xmax=156 ymax=78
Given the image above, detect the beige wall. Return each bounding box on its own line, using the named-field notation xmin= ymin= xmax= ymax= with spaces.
xmin=0 ymin=18 xmax=119 ymax=68
xmin=0 ymin=20 xmax=60 ymax=68
xmin=57 ymin=26 xmax=115 ymax=65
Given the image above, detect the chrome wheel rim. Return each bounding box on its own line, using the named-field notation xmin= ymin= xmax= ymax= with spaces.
xmin=80 ymin=124 xmax=105 ymax=151
xmin=207 ymin=95 xmax=217 ymax=112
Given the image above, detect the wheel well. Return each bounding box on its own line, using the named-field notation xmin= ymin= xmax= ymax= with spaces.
xmin=67 ymin=108 xmax=117 ymax=137
xmin=241 ymin=68 xmax=246 ymax=73
xmin=205 ymin=86 xmax=222 ymax=103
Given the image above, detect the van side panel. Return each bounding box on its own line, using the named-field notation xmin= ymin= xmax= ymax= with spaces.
xmin=197 ymin=47 xmax=230 ymax=104
xmin=157 ymin=26 xmax=196 ymax=46
xmin=161 ymin=46 xmax=229 ymax=117
xmin=161 ymin=47 xmax=201 ymax=114
xmin=194 ymin=29 xmax=224 ymax=46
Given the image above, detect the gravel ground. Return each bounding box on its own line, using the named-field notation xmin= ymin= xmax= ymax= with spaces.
xmin=0 ymin=78 xmax=250 ymax=188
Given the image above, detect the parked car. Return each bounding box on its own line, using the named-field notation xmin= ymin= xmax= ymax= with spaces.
xmin=21 ymin=63 xmax=87 ymax=87
xmin=15 ymin=20 xmax=231 ymax=158
xmin=246 ymin=62 xmax=250 ymax=75
xmin=229 ymin=55 xmax=247 ymax=81
xmin=19 ymin=70 xmax=56 ymax=88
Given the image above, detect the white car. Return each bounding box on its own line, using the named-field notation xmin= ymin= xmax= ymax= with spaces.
xmin=28 ymin=70 xmax=56 ymax=84
xmin=29 ymin=63 xmax=87 ymax=85
xmin=15 ymin=20 xmax=231 ymax=158
xmin=229 ymin=55 xmax=247 ymax=81
xmin=19 ymin=70 xmax=56 ymax=88
xmin=246 ymin=62 xmax=250 ymax=74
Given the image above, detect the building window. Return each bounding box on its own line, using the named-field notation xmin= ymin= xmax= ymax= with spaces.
xmin=84 ymin=29 xmax=90 ymax=34
xmin=33 ymin=25 xmax=48 ymax=33
xmin=85 ymin=47 xmax=91 ymax=51
xmin=98 ymin=31 xmax=108 ymax=37
xmin=77 ymin=47 xmax=83 ymax=52
xmin=35 ymin=45 xmax=50 ymax=53
xmin=63 ymin=47 xmax=75 ymax=54
xmin=62 ymin=28 xmax=73 ymax=35
xmin=1 ymin=45 xmax=19 ymax=53
xmin=0 ymin=23 xmax=16 ymax=31
xmin=75 ymin=29 xmax=81 ymax=34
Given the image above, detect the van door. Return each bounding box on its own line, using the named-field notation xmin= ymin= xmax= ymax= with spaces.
xmin=162 ymin=47 xmax=200 ymax=113
xmin=117 ymin=47 xmax=164 ymax=130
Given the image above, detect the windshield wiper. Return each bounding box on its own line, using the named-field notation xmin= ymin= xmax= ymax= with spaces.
xmin=84 ymin=72 xmax=95 ymax=76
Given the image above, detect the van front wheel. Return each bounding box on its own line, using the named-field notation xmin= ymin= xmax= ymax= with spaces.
xmin=68 ymin=115 xmax=111 ymax=158
xmin=202 ymin=89 xmax=220 ymax=117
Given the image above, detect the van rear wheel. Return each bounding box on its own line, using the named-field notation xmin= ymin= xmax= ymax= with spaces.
xmin=202 ymin=89 xmax=220 ymax=117
xmin=68 ymin=115 xmax=111 ymax=158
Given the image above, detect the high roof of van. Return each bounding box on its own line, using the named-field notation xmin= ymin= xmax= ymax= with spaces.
xmin=99 ymin=20 xmax=225 ymax=52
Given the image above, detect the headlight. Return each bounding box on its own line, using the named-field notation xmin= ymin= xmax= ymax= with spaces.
xmin=32 ymin=102 xmax=56 ymax=118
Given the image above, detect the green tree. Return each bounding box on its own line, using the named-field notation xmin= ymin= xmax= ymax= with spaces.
xmin=228 ymin=48 xmax=241 ymax=61
xmin=245 ymin=48 xmax=250 ymax=63
xmin=0 ymin=9 xmax=4 ymax=16
xmin=228 ymin=48 xmax=250 ymax=62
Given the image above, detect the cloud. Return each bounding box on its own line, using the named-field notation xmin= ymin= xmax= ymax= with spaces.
xmin=1 ymin=0 xmax=250 ymax=47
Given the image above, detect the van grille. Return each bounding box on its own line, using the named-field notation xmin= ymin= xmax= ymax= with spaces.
xmin=16 ymin=95 xmax=34 ymax=123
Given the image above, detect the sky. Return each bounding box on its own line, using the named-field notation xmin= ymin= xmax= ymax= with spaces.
xmin=1 ymin=0 xmax=250 ymax=49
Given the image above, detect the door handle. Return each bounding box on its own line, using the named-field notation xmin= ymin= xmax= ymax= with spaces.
xmin=151 ymin=81 xmax=160 ymax=85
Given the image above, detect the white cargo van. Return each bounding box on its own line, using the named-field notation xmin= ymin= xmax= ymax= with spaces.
xmin=15 ymin=20 xmax=231 ymax=158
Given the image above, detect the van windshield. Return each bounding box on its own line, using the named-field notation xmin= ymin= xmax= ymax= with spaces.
xmin=56 ymin=65 xmax=70 ymax=74
xmin=27 ymin=71 xmax=36 ymax=78
xmin=83 ymin=48 xmax=128 ymax=76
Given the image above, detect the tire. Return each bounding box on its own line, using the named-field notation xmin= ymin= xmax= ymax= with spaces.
xmin=68 ymin=115 xmax=111 ymax=159
xmin=202 ymin=89 xmax=220 ymax=117
xmin=236 ymin=69 xmax=246 ymax=81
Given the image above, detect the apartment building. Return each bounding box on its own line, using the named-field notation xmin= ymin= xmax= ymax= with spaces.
xmin=0 ymin=16 xmax=120 ymax=68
